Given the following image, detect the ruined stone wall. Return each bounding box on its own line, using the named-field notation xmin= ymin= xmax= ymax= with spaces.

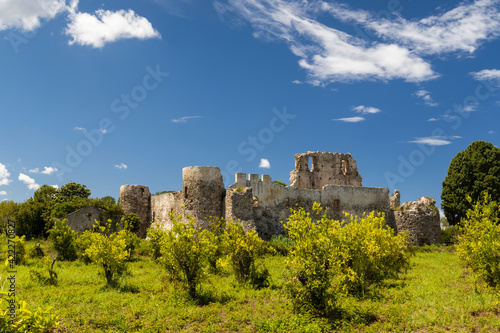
xmin=150 ymin=192 xmax=182 ymax=230
xmin=227 ymin=173 xmax=395 ymax=240
xmin=289 ymin=151 xmax=362 ymax=189
xmin=119 ymin=185 xmax=151 ymax=238
xmin=66 ymin=206 xmax=103 ymax=233
xmin=394 ymin=197 xmax=441 ymax=246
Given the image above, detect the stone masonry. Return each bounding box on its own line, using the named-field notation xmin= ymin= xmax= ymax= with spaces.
xmin=121 ymin=151 xmax=439 ymax=244
xmin=394 ymin=197 xmax=441 ymax=246
xmin=120 ymin=185 xmax=152 ymax=238
xmin=290 ymin=151 xmax=362 ymax=189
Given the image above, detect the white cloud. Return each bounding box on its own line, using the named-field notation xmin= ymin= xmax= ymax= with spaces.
xmin=225 ymin=0 xmax=436 ymax=84
xmin=66 ymin=8 xmax=161 ymax=48
xmin=333 ymin=116 xmax=365 ymax=123
xmin=74 ymin=126 xmax=85 ymax=131
xmin=427 ymin=117 xmax=438 ymax=122
xmin=408 ymin=136 xmax=456 ymax=146
xmin=325 ymin=0 xmax=500 ymax=55
xmin=463 ymin=104 xmax=478 ymax=112
xmin=0 ymin=0 xmax=67 ymax=32
xmin=259 ymin=158 xmax=271 ymax=168
xmin=18 ymin=173 xmax=40 ymax=190
xmin=471 ymin=69 xmax=500 ymax=81
xmin=51 ymin=184 xmax=59 ymax=189
xmin=114 ymin=163 xmax=128 ymax=170
xmin=29 ymin=166 xmax=58 ymax=175
xmin=292 ymin=80 xmax=303 ymax=84
xmin=1 ymin=199 xmax=7 ymax=202
xmin=352 ymin=105 xmax=380 ymax=114
xmin=171 ymin=116 xmax=202 ymax=123
xmin=0 ymin=163 xmax=12 ymax=187
xmin=0 ymin=191 xmax=7 ymax=196
xmin=415 ymin=89 xmax=438 ymax=107
xmin=489 ymin=130 xmax=496 ymax=134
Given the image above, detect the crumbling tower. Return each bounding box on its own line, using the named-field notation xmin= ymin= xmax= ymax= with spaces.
xmin=182 ymin=166 xmax=225 ymax=227
xmin=119 ymin=185 xmax=151 ymax=238
xmin=289 ymin=151 xmax=362 ymax=189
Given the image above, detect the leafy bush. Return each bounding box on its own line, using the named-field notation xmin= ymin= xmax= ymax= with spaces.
xmin=159 ymin=214 xmax=214 ymax=298
xmin=122 ymin=213 xmax=142 ymax=233
xmin=29 ymin=255 xmax=58 ymax=286
xmin=338 ymin=212 xmax=411 ymax=295
xmin=456 ymin=193 xmax=500 ymax=288
xmin=266 ymin=234 xmax=295 ymax=256
xmin=84 ymin=219 xmax=129 ymax=287
xmin=283 ymin=203 xmax=411 ymax=317
xmin=284 ymin=203 xmax=343 ymax=317
xmin=118 ymin=229 xmax=141 ymax=260
xmin=48 ymin=218 xmax=78 ymax=261
xmin=222 ymin=220 xmax=268 ymax=287
xmin=29 ymin=243 xmax=45 ymax=259
xmin=441 ymin=226 xmax=460 ymax=245
xmin=146 ymin=225 xmax=167 ymax=260
xmin=75 ymin=230 xmax=97 ymax=264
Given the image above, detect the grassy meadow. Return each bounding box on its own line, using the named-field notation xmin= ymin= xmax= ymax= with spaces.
xmin=2 ymin=237 xmax=500 ymax=333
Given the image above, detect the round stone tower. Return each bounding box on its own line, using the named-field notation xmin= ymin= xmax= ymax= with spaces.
xmin=182 ymin=166 xmax=225 ymax=227
xmin=119 ymin=185 xmax=151 ymax=238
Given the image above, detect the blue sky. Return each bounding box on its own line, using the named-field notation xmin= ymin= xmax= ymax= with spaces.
xmin=1 ymin=0 xmax=499 ymax=212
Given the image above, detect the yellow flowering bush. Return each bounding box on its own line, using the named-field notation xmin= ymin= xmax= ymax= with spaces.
xmin=221 ymin=220 xmax=268 ymax=287
xmin=284 ymin=203 xmax=411 ymax=317
xmin=159 ymin=214 xmax=214 ymax=298
xmin=84 ymin=219 xmax=129 ymax=287
xmin=456 ymin=193 xmax=500 ymax=289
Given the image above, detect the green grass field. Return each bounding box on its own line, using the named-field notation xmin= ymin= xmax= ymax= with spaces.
xmin=3 ymin=240 xmax=500 ymax=332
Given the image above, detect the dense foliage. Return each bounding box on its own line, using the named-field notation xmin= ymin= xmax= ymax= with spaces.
xmin=456 ymin=193 xmax=500 ymax=289
xmin=4 ymin=182 xmax=123 ymax=239
xmin=442 ymin=141 xmax=500 ymax=225
xmin=48 ymin=218 xmax=78 ymax=261
xmin=284 ymin=203 xmax=411 ymax=317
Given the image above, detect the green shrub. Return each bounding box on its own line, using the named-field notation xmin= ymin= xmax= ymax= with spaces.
xmin=121 ymin=213 xmax=142 ymax=233
xmin=284 ymin=203 xmax=343 ymax=317
xmin=48 ymin=218 xmax=78 ymax=261
xmin=29 ymin=255 xmax=58 ymax=286
xmin=456 ymin=193 xmax=500 ymax=289
xmin=75 ymin=230 xmax=97 ymax=264
xmin=441 ymin=226 xmax=460 ymax=245
xmin=7 ymin=235 xmax=27 ymax=266
xmin=339 ymin=212 xmax=411 ymax=296
xmin=159 ymin=214 xmax=214 ymax=298
xmin=267 ymin=234 xmax=295 ymax=256
xmin=283 ymin=203 xmax=411 ymax=317
xmin=206 ymin=217 xmax=226 ymax=273
xmin=146 ymin=225 xmax=167 ymax=260
xmin=84 ymin=219 xmax=129 ymax=287
xmin=29 ymin=243 xmax=45 ymax=259
xmin=222 ymin=220 xmax=269 ymax=288
xmin=118 ymin=229 xmax=141 ymax=260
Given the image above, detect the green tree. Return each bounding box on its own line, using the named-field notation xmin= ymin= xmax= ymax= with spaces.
xmin=57 ymin=182 xmax=91 ymax=202
xmin=441 ymin=141 xmax=500 ymax=226
xmin=0 ymin=200 xmax=19 ymax=234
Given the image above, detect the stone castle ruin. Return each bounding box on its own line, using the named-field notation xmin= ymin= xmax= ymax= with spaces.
xmin=119 ymin=151 xmax=440 ymax=244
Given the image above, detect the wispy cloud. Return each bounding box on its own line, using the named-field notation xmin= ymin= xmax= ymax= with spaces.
xmin=325 ymin=0 xmax=500 ymax=55
xmin=489 ymin=130 xmax=496 ymax=134
xmin=471 ymin=68 xmax=500 ymax=81
xmin=0 ymin=163 xmax=12 ymax=186
xmin=352 ymin=105 xmax=381 ymax=114
xmin=18 ymin=173 xmax=40 ymax=190
xmin=259 ymin=158 xmax=271 ymax=168
xmin=114 ymin=163 xmax=128 ymax=170
xmin=0 ymin=191 xmax=7 ymax=196
xmin=66 ymin=8 xmax=161 ymax=48
xmin=333 ymin=116 xmax=365 ymax=123
xmin=29 ymin=166 xmax=58 ymax=175
xmin=171 ymin=116 xmax=202 ymax=123
xmin=408 ymin=136 xmax=461 ymax=146
xmin=415 ymin=89 xmax=438 ymax=107
xmin=223 ymin=0 xmax=436 ymax=84
xmin=74 ymin=126 xmax=85 ymax=131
